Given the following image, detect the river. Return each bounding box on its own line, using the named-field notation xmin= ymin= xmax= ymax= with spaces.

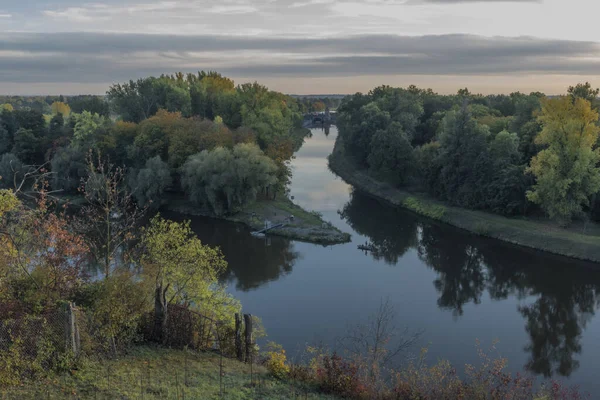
xmin=164 ymin=126 xmax=600 ymax=395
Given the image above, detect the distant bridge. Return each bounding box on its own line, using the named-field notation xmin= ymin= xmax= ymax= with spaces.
xmin=304 ymin=111 xmax=336 ymax=126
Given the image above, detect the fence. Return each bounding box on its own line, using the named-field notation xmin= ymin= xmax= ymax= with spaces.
xmin=0 ymin=304 xmax=293 ymax=399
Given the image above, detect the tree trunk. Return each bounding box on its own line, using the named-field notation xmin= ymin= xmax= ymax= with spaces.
xmin=153 ymin=285 xmax=168 ymax=344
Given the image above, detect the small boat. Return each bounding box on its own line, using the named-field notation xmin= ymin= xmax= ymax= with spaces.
xmin=358 ymin=243 xmax=376 ymax=252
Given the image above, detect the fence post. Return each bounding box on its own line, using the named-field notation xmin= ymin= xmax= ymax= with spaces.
xmin=66 ymin=302 xmax=77 ymax=355
xmin=243 ymin=314 xmax=253 ymax=363
xmin=235 ymin=313 xmax=243 ymax=361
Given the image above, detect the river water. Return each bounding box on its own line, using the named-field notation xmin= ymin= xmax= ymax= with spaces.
xmin=164 ymin=127 xmax=600 ymax=394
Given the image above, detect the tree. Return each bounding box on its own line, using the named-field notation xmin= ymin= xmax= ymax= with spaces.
xmin=527 ymin=97 xmax=600 ymax=224
xmin=68 ymin=95 xmax=110 ymax=117
xmin=50 ymin=147 xmax=87 ymax=193
xmin=12 ymin=128 xmax=41 ymax=165
xmin=71 ymin=111 xmax=110 ymax=149
xmin=181 ymin=144 xmax=278 ymax=215
xmin=74 ymin=153 xmax=143 ymax=277
xmin=437 ymin=108 xmax=492 ymax=208
xmin=0 ymin=124 xmax=12 ymax=155
xmin=568 ymin=82 xmax=599 ymax=108
xmin=128 ymin=156 xmax=172 ymax=209
xmin=367 ymin=122 xmax=415 ymax=186
xmin=139 ymin=215 xmax=230 ymax=343
xmin=50 ymin=101 xmax=71 ymax=118
xmin=486 ymin=131 xmax=530 ymax=215
xmin=0 ymin=154 xmax=25 ymax=190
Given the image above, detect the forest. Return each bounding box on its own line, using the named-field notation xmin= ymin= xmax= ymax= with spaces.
xmin=0 ymin=72 xmax=311 ymax=216
xmin=336 ymin=83 xmax=600 ymax=225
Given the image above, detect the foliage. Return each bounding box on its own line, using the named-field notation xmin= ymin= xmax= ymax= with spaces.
xmin=50 ymin=147 xmax=86 ymax=193
xmin=527 ymin=97 xmax=600 ymax=224
xmin=181 ymin=143 xmax=278 ymax=215
xmin=73 ymin=153 xmax=142 ymax=277
xmin=128 ymin=156 xmax=172 ymax=209
xmin=0 ymin=154 xmax=24 ymax=190
xmin=367 ymin=122 xmax=415 ymax=186
xmin=139 ymin=215 xmax=236 ymax=343
xmin=50 ymin=102 xmax=71 ymax=118
xmin=264 ymin=342 xmax=290 ymax=379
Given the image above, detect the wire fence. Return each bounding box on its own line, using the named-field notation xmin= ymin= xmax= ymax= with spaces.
xmin=0 ymin=305 xmax=327 ymax=399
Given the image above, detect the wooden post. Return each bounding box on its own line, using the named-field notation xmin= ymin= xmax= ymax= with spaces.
xmin=243 ymin=314 xmax=253 ymax=363
xmin=235 ymin=313 xmax=243 ymax=361
xmin=66 ymin=302 xmax=77 ymax=355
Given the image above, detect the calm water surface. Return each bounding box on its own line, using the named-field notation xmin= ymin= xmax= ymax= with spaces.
xmin=165 ymin=127 xmax=600 ymax=394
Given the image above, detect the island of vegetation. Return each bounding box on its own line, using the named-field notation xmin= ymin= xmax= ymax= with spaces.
xmin=329 ymin=84 xmax=600 ymax=263
xmin=0 ymin=72 xmax=349 ymax=244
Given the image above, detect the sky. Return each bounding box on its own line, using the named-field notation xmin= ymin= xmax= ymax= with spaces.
xmin=1 ymin=0 xmax=600 ymax=95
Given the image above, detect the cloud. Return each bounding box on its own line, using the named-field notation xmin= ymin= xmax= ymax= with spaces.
xmin=289 ymin=0 xmax=336 ymax=8
xmin=419 ymin=0 xmax=538 ymax=2
xmin=206 ymin=5 xmax=258 ymax=14
xmin=0 ymin=32 xmax=599 ymax=86
xmin=0 ymin=13 xmax=12 ymax=18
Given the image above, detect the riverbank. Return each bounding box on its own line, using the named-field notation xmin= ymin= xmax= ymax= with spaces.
xmin=328 ymin=137 xmax=600 ymax=263
xmin=166 ymin=195 xmax=351 ymax=245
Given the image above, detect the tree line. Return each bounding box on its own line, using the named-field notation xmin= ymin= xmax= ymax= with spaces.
xmin=0 ymin=71 xmax=305 ymax=215
xmin=337 ymin=83 xmax=600 ymax=224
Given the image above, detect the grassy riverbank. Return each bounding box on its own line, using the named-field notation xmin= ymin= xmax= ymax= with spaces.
xmin=166 ymin=195 xmax=351 ymax=245
xmin=1 ymin=346 xmax=334 ymax=400
xmin=329 ymin=137 xmax=600 ymax=263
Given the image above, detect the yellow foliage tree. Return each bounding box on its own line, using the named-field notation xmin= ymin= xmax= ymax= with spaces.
xmin=527 ymin=97 xmax=600 ymax=223
xmin=50 ymin=101 xmax=71 ymax=117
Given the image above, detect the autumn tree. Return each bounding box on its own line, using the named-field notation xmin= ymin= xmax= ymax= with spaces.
xmin=139 ymin=215 xmax=233 ymax=343
xmin=527 ymin=97 xmax=600 ymax=223
xmin=50 ymin=101 xmax=71 ymax=118
xmin=74 ymin=153 xmax=143 ymax=276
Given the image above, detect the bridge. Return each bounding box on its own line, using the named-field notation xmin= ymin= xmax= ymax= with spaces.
xmin=304 ymin=110 xmax=336 ymax=126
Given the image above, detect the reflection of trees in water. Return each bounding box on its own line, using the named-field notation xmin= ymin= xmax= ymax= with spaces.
xmin=339 ymin=190 xmax=419 ymax=265
xmin=481 ymin=245 xmax=600 ymax=377
xmin=162 ymin=212 xmax=300 ymax=291
xmin=338 ymin=195 xmax=600 ymax=378
xmin=418 ymin=224 xmax=486 ymax=316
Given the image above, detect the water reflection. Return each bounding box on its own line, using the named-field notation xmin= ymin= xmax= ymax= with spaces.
xmin=162 ymin=211 xmax=300 ymax=291
xmin=339 ymin=191 xmax=419 ymax=265
xmin=338 ymin=189 xmax=600 ymax=378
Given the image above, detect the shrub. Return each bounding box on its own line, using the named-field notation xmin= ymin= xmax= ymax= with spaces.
xmin=264 ymin=342 xmax=290 ymax=379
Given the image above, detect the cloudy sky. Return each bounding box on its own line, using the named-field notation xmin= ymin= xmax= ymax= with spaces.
xmin=1 ymin=0 xmax=599 ymax=95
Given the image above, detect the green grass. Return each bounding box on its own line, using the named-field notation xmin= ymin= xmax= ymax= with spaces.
xmin=329 ymin=138 xmax=600 ymax=263
xmin=2 ymin=346 xmax=336 ymax=399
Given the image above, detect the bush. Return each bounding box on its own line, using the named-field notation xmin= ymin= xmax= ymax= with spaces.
xmin=264 ymin=342 xmax=290 ymax=379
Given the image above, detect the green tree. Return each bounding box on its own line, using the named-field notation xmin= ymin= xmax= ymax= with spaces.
xmin=181 ymin=144 xmax=277 ymax=215
xmin=71 ymin=111 xmax=110 ymax=149
xmin=568 ymin=82 xmax=599 ymax=108
xmin=437 ymin=108 xmax=492 ymax=208
xmin=12 ymin=128 xmax=41 ymax=165
xmin=367 ymin=122 xmax=415 ymax=186
xmin=139 ymin=215 xmax=233 ymax=343
xmin=527 ymin=97 xmax=600 ymax=223
xmin=128 ymin=156 xmax=172 ymax=209
xmin=50 ymin=147 xmax=87 ymax=193
xmin=0 ymin=125 xmax=11 ymax=155
xmin=486 ymin=131 xmax=529 ymax=215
